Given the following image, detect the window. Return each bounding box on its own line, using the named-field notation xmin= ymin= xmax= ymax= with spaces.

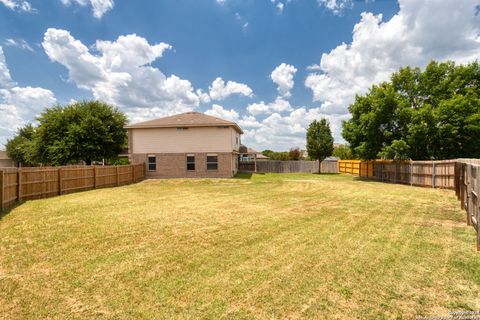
xmin=177 ymin=127 xmax=189 ymax=131
xmin=207 ymin=154 xmax=218 ymax=171
xmin=148 ymin=155 xmax=156 ymax=171
xmin=186 ymin=154 xmax=195 ymax=171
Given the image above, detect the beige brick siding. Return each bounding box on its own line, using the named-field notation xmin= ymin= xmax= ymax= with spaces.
xmin=132 ymin=152 xmax=236 ymax=178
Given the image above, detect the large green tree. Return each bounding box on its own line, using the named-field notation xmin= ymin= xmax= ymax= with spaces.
xmin=342 ymin=61 xmax=480 ymax=160
xmin=5 ymin=124 xmax=38 ymax=166
xmin=35 ymin=100 xmax=127 ymax=165
xmin=306 ymin=119 xmax=334 ymax=173
xmin=6 ymin=100 xmax=127 ymax=166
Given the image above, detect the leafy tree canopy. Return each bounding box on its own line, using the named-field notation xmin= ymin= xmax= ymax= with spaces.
xmin=306 ymin=119 xmax=334 ymax=172
xmin=332 ymin=144 xmax=354 ymax=160
xmin=5 ymin=124 xmax=38 ymax=166
xmin=7 ymin=100 xmax=127 ymax=166
xmin=342 ymin=61 xmax=480 ymax=160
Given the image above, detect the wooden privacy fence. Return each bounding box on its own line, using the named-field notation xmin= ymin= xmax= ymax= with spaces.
xmin=455 ymin=162 xmax=480 ymax=250
xmin=247 ymin=160 xmax=339 ymax=174
xmin=339 ymin=160 xmax=455 ymax=189
xmin=340 ymin=158 xmax=480 ymax=249
xmin=338 ymin=160 xmax=373 ymax=177
xmin=0 ymin=163 xmax=146 ymax=211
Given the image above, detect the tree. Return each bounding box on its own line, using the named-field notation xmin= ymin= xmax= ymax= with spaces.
xmin=262 ymin=149 xmax=274 ymax=158
xmin=288 ymin=147 xmax=301 ymax=160
xmin=332 ymin=144 xmax=354 ymax=160
xmin=377 ymin=139 xmax=410 ymax=160
xmin=342 ymin=60 xmax=480 ymax=160
xmin=8 ymin=100 xmax=128 ymax=166
xmin=5 ymin=124 xmax=39 ymax=166
xmin=306 ymin=119 xmax=334 ymax=173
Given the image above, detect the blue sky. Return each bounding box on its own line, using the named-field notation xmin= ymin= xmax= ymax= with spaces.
xmin=1 ymin=0 xmax=479 ymax=151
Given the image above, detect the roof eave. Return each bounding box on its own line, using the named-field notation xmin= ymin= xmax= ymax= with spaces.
xmin=125 ymin=123 xmax=244 ymax=134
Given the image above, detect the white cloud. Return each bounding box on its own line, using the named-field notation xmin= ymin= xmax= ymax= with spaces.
xmin=42 ymin=28 xmax=201 ymax=123
xmin=270 ymin=63 xmax=297 ymax=98
xmin=203 ymin=102 xmax=333 ymax=151
xmin=317 ymin=0 xmax=352 ymax=15
xmin=4 ymin=38 xmax=34 ymax=52
xmin=276 ymin=2 xmax=284 ymax=12
xmin=241 ymin=106 xmax=345 ymax=151
xmin=60 ymin=0 xmax=114 ymax=18
xmin=209 ymin=77 xmax=253 ymax=101
xmin=247 ymin=96 xmax=292 ymax=115
xmin=305 ymin=0 xmax=480 ymax=138
xmin=0 ymin=46 xmax=56 ymax=145
xmin=205 ymin=104 xmax=239 ymax=122
xmin=0 ymin=0 xmax=33 ymax=12
xmin=0 ymin=48 xmax=13 ymax=86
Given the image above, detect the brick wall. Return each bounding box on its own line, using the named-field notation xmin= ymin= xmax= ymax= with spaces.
xmin=131 ymin=152 xmax=235 ymax=178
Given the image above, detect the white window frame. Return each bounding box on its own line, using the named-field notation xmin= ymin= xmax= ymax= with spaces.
xmin=186 ymin=154 xmax=195 ymax=171
xmin=206 ymin=154 xmax=218 ymax=171
xmin=147 ymin=155 xmax=156 ymax=171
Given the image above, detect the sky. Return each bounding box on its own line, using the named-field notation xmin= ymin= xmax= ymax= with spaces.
xmin=0 ymin=0 xmax=479 ymax=151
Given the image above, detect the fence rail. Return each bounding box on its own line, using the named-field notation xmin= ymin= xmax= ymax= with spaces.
xmin=338 ymin=160 xmax=455 ymax=189
xmin=241 ymin=160 xmax=339 ymax=174
xmin=0 ymin=163 xmax=146 ymax=211
xmin=455 ymin=162 xmax=480 ymax=251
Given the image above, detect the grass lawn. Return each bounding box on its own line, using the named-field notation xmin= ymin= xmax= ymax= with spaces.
xmin=1 ymin=173 xmax=479 ymax=319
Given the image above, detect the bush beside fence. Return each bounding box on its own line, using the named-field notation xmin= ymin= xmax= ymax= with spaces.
xmin=0 ymin=164 xmax=146 ymax=211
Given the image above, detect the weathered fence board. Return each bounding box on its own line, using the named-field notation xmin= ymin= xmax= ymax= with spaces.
xmin=242 ymin=160 xmax=338 ymax=174
xmin=256 ymin=161 xmax=319 ymax=173
xmin=339 ymin=159 xmax=456 ymax=189
xmin=455 ymin=162 xmax=480 ymax=250
xmin=0 ymin=163 xmax=145 ymax=211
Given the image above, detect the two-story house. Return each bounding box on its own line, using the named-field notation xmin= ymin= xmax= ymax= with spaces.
xmin=126 ymin=112 xmax=243 ymax=178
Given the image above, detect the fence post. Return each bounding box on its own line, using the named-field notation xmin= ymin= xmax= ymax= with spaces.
xmin=132 ymin=164 xmax=136 ymax=183
xmin=116 ymin=166 xmax=119 ymax=186
xmin=58 ymin=168 xmax=62 ymax=195
xmin=93 ymin=166 xmax=97 ymax=189
xmin=466 ymin=165 xmax=472 ymax=226
xmin=432 ymin=162 xmax=436 ymax=188
xmin=0 ymin=170 xmax=4 ymax=211
xmin=17 ymin=169 xmax=22 ymax=202
xmin=394 ymin=162 xmax=397 ymax=184
xmin=410 ymin=161 xmax=413 ymax=186
xmin=460 ymin=164 xmax=466 ymax=210
xmin=476 ymin=167 xmax=480 ymax=251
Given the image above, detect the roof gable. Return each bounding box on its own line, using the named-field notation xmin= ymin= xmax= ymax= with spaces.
xmin=125 ymin=112 xmax=243 ymax=133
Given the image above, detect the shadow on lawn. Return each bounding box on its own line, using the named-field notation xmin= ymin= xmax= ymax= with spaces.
xmin=0 ymin=201 xmax=24 ymax=221
xmin=234 ymin=172 xmax=255 ymax=179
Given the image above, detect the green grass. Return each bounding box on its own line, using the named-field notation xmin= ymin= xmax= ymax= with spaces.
xmin=1 ymin=173 xmax=479 ymax=319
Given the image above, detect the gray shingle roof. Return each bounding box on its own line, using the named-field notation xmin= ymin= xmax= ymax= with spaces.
xmin=125 ymin=112 xmax=243 ymax=133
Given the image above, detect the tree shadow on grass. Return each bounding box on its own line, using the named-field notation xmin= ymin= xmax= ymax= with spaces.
xmin=0 ymin=201 xmax=24 ymax=221
xmin=234 ymin=172 xmax=254 ymax=179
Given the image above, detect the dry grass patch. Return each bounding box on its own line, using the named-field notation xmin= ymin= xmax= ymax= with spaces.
xmin=0 ymin=173 xmax=479 ymax=319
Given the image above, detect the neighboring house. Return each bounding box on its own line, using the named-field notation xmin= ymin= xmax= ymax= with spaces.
xmin=0 ymin=150 xmax=15 ymax=167
xmin=239 ymin=146 xmax=268 ymax=161
xmin=126 ymin=112 xmax=243 ymax=178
